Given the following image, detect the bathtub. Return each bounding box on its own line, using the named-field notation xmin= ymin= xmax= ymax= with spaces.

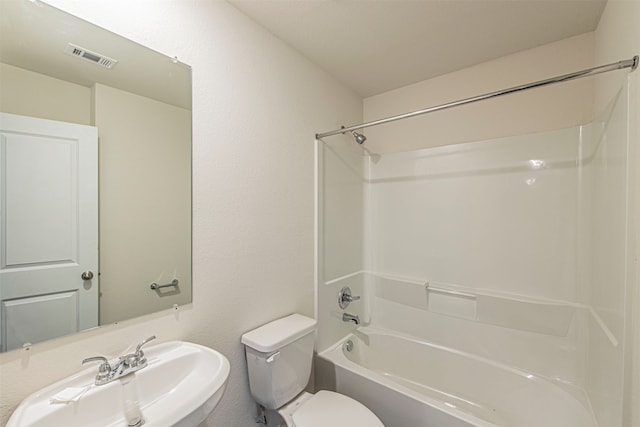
xmin=318 ymin=327 xmax=595 ymax=427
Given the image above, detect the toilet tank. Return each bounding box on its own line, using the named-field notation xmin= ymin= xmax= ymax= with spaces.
xmin=241 ymin=314 xmax=317 ymax=409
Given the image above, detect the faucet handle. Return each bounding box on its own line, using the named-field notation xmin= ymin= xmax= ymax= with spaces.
xmin=82 ymin=356 xmax=112 ymax=383
xmin=82 ymin=356 xmax=110 ymax=370
xmin=135 ymin=335 xmax=156 ymax=354
xmin=133 ymin=335 xmax=156 ymax=364
xmin=338 ymin=286 xmax=361 ymax=309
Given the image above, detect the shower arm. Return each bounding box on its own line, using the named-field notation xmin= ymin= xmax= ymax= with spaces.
xmin=315 ymin=55 xmax=639 ymax=140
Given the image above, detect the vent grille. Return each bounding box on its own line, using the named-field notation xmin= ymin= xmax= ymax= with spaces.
xmin=64 ymin=43 xmax=118 ymax=69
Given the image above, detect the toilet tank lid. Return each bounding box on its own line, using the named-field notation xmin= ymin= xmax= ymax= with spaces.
xmin=241 ymin=314 xmax=317 ymax=353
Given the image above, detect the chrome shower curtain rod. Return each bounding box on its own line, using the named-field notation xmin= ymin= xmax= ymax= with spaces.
xmin=315 ymin=55 xmax=639 ymax=140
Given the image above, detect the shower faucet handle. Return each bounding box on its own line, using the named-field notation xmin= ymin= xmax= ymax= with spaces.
xmin=338 ymin=286 xmax=361 ymax=309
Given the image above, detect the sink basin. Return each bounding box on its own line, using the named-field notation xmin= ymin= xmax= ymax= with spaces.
xmin=7 ymin=341 xmax=230 ymax=427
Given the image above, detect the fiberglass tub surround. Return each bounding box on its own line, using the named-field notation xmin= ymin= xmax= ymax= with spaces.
xmin=316 ymin=81 xmax=633 ymax=426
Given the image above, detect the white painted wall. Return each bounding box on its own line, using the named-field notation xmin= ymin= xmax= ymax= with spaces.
xmin=363 ymin=33 xmax=594 ymax=153
xmin=0 ymin=1 xmax=362 ymax=426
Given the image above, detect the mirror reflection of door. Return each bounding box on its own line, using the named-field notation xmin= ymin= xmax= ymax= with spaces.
xmin=0 ymin=0 xmax=192 ymax=352
xmin=0 ymin=112 xmax=98 ymax=352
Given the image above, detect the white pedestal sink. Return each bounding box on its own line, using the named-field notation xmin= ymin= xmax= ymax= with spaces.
xmin=7 ymin=341 xmax=230 ymax=427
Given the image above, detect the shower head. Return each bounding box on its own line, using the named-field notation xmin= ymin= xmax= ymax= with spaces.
xmin=351 ymin=130 xmax=366 ymax=144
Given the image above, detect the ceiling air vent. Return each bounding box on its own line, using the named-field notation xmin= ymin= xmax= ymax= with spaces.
xmin=64 ymin=43 xmax=118 ymax=69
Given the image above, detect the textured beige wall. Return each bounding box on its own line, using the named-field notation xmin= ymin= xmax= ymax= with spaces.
xmin=0 ymin=62 xmax=91 ymax=124
xmin=363 ymin=33 xmax=594 ymax=154
xmin=0 ymin=1 xmax=362 ymax=426
xmin=93 ymin=83 xmax=192 ymax=325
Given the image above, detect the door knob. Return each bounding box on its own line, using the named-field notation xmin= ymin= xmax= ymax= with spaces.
xmin=81 ymin=271 xmax=94 ymax=280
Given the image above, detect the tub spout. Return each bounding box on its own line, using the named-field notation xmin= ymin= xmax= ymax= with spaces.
xmin=342 ymin=313 xmax=360 ymax=325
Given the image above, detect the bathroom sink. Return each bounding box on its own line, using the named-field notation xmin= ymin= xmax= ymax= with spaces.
xmin=7 ymin=341 xmax=230 ymax=427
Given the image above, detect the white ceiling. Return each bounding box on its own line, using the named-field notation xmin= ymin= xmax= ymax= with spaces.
xmin=229 ymin=0 xmax=607 ymax=98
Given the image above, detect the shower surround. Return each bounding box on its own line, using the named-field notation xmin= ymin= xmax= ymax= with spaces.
xmin=316 ymin=81 xmax=634 ymax=426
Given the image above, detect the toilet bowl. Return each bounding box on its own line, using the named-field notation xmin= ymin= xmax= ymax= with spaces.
xmin=241 ymin=314 xmax=383 ymax=427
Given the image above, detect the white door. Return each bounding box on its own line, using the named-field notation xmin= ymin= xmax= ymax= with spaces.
xmin=0 ymin=112 xmax=98 ymax=352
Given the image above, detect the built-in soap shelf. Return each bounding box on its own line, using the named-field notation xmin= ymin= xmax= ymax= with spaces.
xmin=426 ymin=282 xmax=478 ymax=321
xmin=374 ymin=274 xmax=575 ymax=337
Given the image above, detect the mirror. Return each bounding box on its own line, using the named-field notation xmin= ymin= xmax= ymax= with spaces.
xmin=0 ymin=0 xmax=192 ymax=352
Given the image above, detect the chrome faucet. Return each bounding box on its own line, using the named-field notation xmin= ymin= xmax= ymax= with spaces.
xmin=82 ymin=336 xmax=156 ymax=386
xmin=342 ymin=313 xmax=360 ymax=325
xmin=338 ymin=286 xmax=361 ymax=309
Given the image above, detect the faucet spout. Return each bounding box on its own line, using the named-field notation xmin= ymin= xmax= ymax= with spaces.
xmin=111 ymin=358 xmax=128 ymax=377
xmin=342 ymin=313 xmax=360 ymax=325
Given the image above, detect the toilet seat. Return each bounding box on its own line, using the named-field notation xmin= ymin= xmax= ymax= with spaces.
xmin=287 ymin=390 xmax=383 ymax=427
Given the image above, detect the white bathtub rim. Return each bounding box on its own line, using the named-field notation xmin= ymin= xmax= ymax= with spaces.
xmin=326 ymin=326 xmax=558 ymax=384
xmin=319 ymin=326 xmax=595 ymax=426
xmin=320 ymin=332 xmax=496 ymax=427
xmin=321 ymin=357 xmax=493 ymax=426
xmin=332 ymin=326 xmax=592 ymax=401
xmin=367 ymin=324 xmax=595 ymax=414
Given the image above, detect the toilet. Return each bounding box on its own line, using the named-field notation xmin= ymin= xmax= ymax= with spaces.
xmin=241 ymin=314 xmax=384 ymax=427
